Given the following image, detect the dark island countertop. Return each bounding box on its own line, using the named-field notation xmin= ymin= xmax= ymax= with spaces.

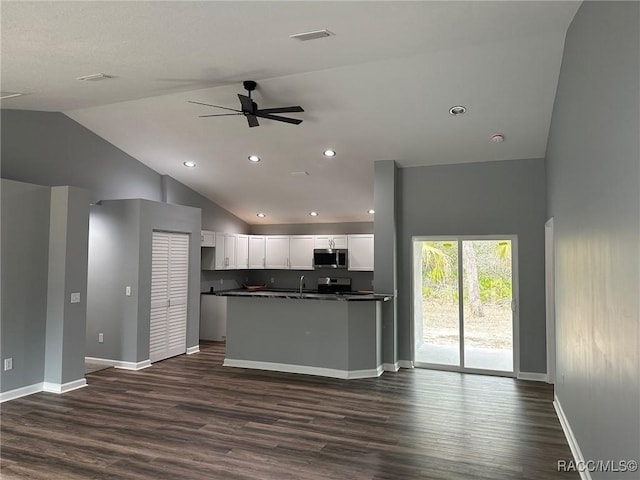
xmin=203 ymin=289 xmax=391 ymax=302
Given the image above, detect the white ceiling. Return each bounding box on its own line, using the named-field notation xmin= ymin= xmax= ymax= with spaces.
xmin=1 ymin=1 xmax=580 ymax=225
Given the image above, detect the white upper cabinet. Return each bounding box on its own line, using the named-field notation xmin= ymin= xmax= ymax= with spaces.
xmin=314 ymin=235 xmax=347 ymax=249
xmin=212 ymin=232 xmax=237 ymax=270
xmin=289 ymin=235 xmax=315 ymax=270
xmin=236 ymin=234 xmax=249 ymax=270
xmin=348 ymin=234 xmax=374 ymax=271
xmin=248 ymin=235 xmax=266 ymax=269
xmin=265 ymin=235 xmax=290 ymax=269
xmin=202 ymin=232 xmax=373 ymax=271
xmin=200 ymin=230 xmax=215 ymax=247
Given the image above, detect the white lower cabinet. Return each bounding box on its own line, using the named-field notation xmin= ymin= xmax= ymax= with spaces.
xmin=265 ymin=235 xmax=290 ymax=269
xmin=289 ymin=235 xmax=315 ymax=270
xmin=348 ymin=234 xmax=374 ymax=271
xmin=200 ymin=295 xmax=227 ymax=341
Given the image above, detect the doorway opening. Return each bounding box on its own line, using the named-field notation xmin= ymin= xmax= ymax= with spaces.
xmin=412 ymin=236 xmax=518 ymax=375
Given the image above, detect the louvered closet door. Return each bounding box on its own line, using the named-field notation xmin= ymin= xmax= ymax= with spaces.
xmin=150 ymin=232 xmax=189 ymax=363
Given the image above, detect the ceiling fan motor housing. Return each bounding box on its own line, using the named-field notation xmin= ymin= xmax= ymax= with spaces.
xmin=243 ymin=80 xmax=257 ymax=92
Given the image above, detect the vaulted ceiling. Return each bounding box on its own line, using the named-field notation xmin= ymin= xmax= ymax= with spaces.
xmin=1 ymin=1 xmax=580 ymax=224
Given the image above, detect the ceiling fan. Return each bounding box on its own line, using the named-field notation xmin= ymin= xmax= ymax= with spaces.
xmin=189 ymin=80 xmax=304 ymax=128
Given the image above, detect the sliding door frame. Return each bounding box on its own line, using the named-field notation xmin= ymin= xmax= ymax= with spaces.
xmin=410 ymin=234 xmax=520 ymax=378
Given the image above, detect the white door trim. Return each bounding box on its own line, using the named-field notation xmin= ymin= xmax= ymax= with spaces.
xmin=545 ymin=218 xmax=556 ymax=384
xmin=410 ymin=235 xmax=519 ymax=376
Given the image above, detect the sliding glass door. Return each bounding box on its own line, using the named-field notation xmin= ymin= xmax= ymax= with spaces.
xmin=413 ymin=237 xmax=517 ymax=375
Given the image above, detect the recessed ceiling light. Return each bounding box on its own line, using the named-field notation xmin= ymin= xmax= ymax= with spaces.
xmin=257 ymin=213 xmax=266 ymax=218
xmin=76 ymin=73 xmax=114 ymax=82
xmin=491 ymin=133 xmax=505 ymax=143
xmin=309 ymin=211 xmax=319 ymax=217
xmin=248 ymin=155 xmax=261 ymax=163
xmin=183 ymin=161 xmax=196 ymax=168
xmin=368 ymin=209 xmax=375 ymax=215
xmin=323 ymin=149 xmax=336 ymax=158
xmin=0 ymin=92 xmax=25 ymax=100
xmin=449 ymin=105 xmax=467 ymax=116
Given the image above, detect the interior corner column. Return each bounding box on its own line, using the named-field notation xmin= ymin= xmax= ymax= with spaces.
xmin=44 ymin=186 xmax=90 ymax=389
xmin=373 ymin=160 xmax=398 ymax=368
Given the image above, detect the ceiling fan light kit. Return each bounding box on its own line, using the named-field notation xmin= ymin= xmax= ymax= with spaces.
xmin=190 ymin=80 xmax=304 ymax=128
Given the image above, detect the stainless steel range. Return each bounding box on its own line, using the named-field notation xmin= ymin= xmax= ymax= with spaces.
xmin=317 ymin=277 xmax=352 ymax=294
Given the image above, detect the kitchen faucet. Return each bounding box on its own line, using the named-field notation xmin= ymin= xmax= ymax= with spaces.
xmin=299 ymin=275 xmax=305 ymax=295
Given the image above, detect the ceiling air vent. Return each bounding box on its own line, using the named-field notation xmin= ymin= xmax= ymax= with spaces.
xmin=76 ymin=73 xmax=114 ymax=81
xmin=289 ymin=29 xmax=334 ymax=41
xmin=290 ymin=171 xmax=309 ymax=177
xmin=0 ymin=92 xmax=25 ymax=100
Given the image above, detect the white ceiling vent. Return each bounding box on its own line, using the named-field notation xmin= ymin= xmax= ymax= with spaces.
xmin=0 ymin=92 xmax=25 ymax=100
xmin=289 ymin=29 xmax=334 ymax=41
xmin=76 ymin=73 xmax=114 ymax=81
xmin=290 ymin=171 xmax=309 ymax=177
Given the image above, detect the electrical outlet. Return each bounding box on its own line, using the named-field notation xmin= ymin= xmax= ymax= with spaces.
xmin=270 ymin=277 xmax=275 ymax=284
xmin=125 ymin=286 xmax=131 ymax=296
xmin=70 ymin=292 xmax=81 ymax=303
xmin=220 ymin=279 xmax=224 ymax=285
xmin=4 ymin=358 xmax=13 ymax=371
xmin=98 ymin=333 xmax=104 ymax=343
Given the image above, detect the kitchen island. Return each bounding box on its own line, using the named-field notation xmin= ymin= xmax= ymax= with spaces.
xmin=215 ymin=290 xmax=390 ymax=379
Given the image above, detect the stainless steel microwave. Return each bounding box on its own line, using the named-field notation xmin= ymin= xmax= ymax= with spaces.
xmin=313 ymin=249 xmax=348 ymax=269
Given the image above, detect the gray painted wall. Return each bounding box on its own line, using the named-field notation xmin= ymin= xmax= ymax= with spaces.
xmin=1 ymin=110 xmax=162 ymax=203
xmin=545 ymin=2 xmax=639 ymax=475
xmin=162 ymin=175 xmax=248 ymax=234
xmin=86 ymin=201 xmax=142 ymax=362
xmin=86 ymin=199 xmax=201 ymax=363
xmin=374 ymin=161 xmax=399 ymax=366
xmin=1 ymin=180 xmax=51 ymax=392
xmin=1 ymin=109 xmax=251 ymax=295
xmin=44 ymin=186 xmax=90 ymax=385
xmin=396 ymin=158 xmax=547 ymax=373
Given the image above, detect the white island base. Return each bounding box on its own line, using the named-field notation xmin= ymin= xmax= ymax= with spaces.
xmin=223 ymin=296 xmax=383 ymax=379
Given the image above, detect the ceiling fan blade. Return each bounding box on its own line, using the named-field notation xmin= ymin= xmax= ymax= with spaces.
xmin=246 ymin=115 xmax=259 ymax=128
xmin=238 ymin=94 xmax=255 ymax=113
xmin=199 ymin=113 xmax=243 ymax=117
xmin=188 ymin=101 xmax=241 ymax=113
xmin=254 ymin=113 xmax=303 ymax=125
xmin=255 ymin=106 xmax=304 ymax=114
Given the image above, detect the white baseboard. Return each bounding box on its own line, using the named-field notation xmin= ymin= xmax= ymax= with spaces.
xmin=86 ymin=356 xmax=151 ymax=371
xmin=186 ymin=345 xmax=200 ymax=355
xmin=554 ymin=394 xmax=591 ymax=480
xmin=0 ymin=382 xmax=44 ymax=403
xmin=384 ymin=360 xmax=414 ymax=372
xmin=43 ymin=378 xmax=87 ymax=394
xmin=383 ymin=362 xmax=399 ymax=372
xmin=517 ymin=371 xmax=548 ymax=382
xmin=1 ymin=378 xmax=87 ymax=403
xmin=223 ymin=358 xmax=383 ymax=379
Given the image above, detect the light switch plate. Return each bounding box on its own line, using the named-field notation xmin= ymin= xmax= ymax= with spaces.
xmin=4 ymin=358 xmax=13 ymax=371
xmin=125 ymin=286 xmax=131 ymax=296
xmin=70 ymin=292 xmax=81 ymax=303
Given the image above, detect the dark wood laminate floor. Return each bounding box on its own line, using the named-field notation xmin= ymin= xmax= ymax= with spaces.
xmin=1 ymin=342 xmax=577 ymax=480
